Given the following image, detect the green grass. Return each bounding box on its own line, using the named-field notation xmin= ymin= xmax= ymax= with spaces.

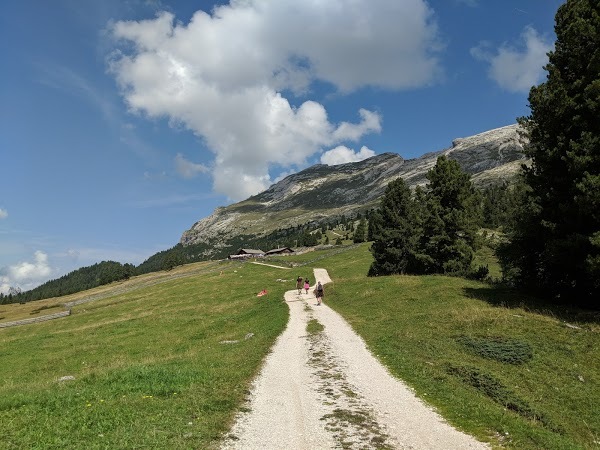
xmin=0 ymin=261 xmax=288 ymax=449
xmin=2 ymin=244 xmax=599 ymax=449
xmin=473 ymin=244 xmax=502 ymax=280
xmin=306 ymin=318 xmax=325 ymax=335
xmin=321 ymin=244 xmax=600 ymax=449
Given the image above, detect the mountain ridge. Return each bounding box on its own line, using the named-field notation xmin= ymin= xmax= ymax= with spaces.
xmin=181 ymin=124 xmax=526 ymax=248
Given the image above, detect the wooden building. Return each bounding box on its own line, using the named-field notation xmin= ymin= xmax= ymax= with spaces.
xmin=264 ymin=247 xmax=295 ymax=256
xmin=228 ymin=249 xmax=265 ymax=259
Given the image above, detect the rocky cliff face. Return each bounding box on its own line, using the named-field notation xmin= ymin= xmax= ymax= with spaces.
xmin=180 ymin=124 xmax=525 ymax=246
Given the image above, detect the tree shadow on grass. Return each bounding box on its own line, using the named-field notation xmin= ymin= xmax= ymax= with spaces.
xmin=463 ymin=285 xmax=600 ymax=325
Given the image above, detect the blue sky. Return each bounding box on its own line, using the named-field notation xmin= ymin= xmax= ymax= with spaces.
xmin=0 ymin=0 xmax=563 ymax=293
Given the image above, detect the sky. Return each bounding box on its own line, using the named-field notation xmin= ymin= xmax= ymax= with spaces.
xmin=0 ymin=0 xmax=564 ymax=293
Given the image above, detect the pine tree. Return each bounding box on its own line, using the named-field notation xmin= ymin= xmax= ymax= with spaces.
xmin=418 ymin=156 xmax=481 ymax=274
xmin=367 ymin=210 xmax=381 ymax=242
xmin=353 ymin=217 xmax=367 ymax=243
xmin=368 ymin=178 xmax=420 ymax=276
xmin=500 ymin=0 xmax=600 ymax=305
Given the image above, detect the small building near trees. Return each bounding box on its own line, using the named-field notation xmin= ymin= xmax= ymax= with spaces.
xmin=228 ymin=249 xmax=265 ymax=259
xmin=265 ymin=247 xmax=295 ymax=256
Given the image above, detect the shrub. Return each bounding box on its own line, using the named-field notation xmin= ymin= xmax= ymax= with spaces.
xmin=467 ymin=265 xmax=489 ymax=281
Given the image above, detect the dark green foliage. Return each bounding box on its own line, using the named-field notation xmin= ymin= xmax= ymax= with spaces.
xmin=368 ymin=178 xmax=420 ymax=276
xmin=500 ymin=0 xmax=600 ymax=306
xmin=162 ymin=249 xmax=185 ymax=271
xmin=420 ymin=156 xmax=481 ymax=274
xmin=369 ymin=157 xmax=481 ymax=277
xmin=467 ymin=264 xmax=490 ymax=281
xmin=353 ymin=217 xmax=367 ymax=243
xmin=135 ymin=243 xmax=206 ymax=275
xmin=480 ymin=181 xmax=521 ymax=229
xmin=445 ymin=364 xmax=556 ymax=430
xmin=367 ymin=210 xmax=381 ymax=242
xmin=456 ymin=335 xmax=533 ymax=365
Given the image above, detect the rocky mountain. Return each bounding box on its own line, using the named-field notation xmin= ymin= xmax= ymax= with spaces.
xmin=181 ymin=124 xmax=526 ymax=247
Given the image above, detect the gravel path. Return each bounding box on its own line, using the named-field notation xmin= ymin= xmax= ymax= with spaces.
xmin=221 ymin=269 xmax=490 ymax=449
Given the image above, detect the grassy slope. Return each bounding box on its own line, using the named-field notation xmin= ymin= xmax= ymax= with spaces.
xmin=0 ymin=260 xmax=289 ymax=449
xmin=1 ymin=246 xmax=599 ymax=449
xmin=316 ymin=244 xmax=599 ymax=450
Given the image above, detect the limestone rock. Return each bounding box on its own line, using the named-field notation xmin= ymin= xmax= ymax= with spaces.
xmin=181 ymin=124 xmax=526 ymax=250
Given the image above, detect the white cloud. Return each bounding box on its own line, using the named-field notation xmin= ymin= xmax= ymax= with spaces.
xmin=471 ymin=26 xmax=552 ymax=93
xmin=108 ymin=0 xmax=441 ymax=200
xmin=0 ymin=251 xmax=53 ymax=294
xmin=175 ymin=153 xmax=209 ymax=179
xmin=321 ymin=145 xmax=376 ymax=166
xmin=333 ymin=109 xmax=383 ymax=142
xmin=0 ymin=281 xmax=9 ymax=296
xmin=0 ymin=208 xmax=7 ymax=219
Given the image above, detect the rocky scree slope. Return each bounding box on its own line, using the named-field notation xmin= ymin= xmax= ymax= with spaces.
xmin=180 ymin=124 xmax=525 ymax=247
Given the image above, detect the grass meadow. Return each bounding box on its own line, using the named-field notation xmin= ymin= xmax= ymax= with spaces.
xmin=0 ymin=260 xmax=289 ymax=449
xmin=319 ymin=244 xmax=600 ymax=449
xmin=1 ymin=245 xmax=598 ymax=449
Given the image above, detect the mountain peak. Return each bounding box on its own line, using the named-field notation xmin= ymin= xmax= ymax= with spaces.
xmin=180 ymin=125 xmax=525 ymax=248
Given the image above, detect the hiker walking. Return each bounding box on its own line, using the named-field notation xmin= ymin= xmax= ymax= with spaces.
xmin=304 ymin=278 xmax=310 ymax=294
xmin=296 ymin=276 xmax=303 ymax=294
xmin=316 ymin=281 xmax=324 ymax=306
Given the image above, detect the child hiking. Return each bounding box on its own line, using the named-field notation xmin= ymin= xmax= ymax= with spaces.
xmin=304 ymin=278 xmax=310 ymax=294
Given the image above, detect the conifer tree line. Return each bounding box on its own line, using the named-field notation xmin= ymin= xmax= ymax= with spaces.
xmin=368 ymin=155 xmax=482 ymax=278
xmin=370 ymin=0 xmax=599 ymax=308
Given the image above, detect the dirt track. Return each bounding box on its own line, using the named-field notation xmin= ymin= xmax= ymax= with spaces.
xmin=222 ymin=268 xmax=489 ymax=449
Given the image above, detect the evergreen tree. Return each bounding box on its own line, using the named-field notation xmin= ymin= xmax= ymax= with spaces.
xmin=481 ymin=182 xmax=519 ymax=229
xmin=353 ymin=217 xmax=367 ymax=243
xmin=500 ymin=0 xmax=600 ymax=305
xmin=418 ymin=156 xmax=481 ymax=274
xmin=368 ymin=178 xmax=420 ymax=276
xmin=163 ymin=250 xmax=184 ymax=271
xmin=367 ymin=210 xmax=380 ymax=242
xmin=410 ymin=184 xmax=437 ymax=273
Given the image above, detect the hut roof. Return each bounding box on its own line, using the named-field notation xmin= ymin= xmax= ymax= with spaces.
xmin=237 ymin=248 xmax=265 ymax=255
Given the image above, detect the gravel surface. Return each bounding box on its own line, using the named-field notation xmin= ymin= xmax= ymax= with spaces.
xmin=221 ymin=269 xmax=490 ymax=449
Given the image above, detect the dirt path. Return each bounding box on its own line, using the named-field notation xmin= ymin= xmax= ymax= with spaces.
xmin=250 ymin=261 xmax=292 ymax=269
xmin=221 ymin=269 xmax=489 ymax=449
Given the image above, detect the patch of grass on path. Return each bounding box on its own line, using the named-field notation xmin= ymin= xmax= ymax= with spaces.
xmin=312 ymin=244 xmax=600 ymax=450
xmin=306 ymin=318 xmax=324 ymax=335
xmin=0 ymin=262 xmax=288 ymax=449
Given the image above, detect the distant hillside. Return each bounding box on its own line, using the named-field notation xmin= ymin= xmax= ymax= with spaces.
xmin=181 ymin=124 xmax=526 ymax=251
